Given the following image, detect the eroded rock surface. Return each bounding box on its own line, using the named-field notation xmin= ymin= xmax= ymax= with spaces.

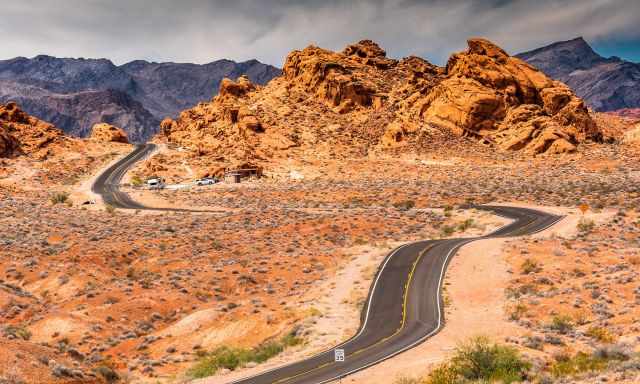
xmin=90 ymin=123 xmax=129 ymax=143
xmin=159 ymin=38 xmax=600 ymax=167
xmin=0 ymin=102 xmax=64 ymax=158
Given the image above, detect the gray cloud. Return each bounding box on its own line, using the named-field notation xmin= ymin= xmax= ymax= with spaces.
xmin=1 ymin=0 xmax=638 ymax=66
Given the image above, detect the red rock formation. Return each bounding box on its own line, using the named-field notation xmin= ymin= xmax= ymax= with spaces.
xmin=90 ymin=123 xmax=129 ymax=143
xmin=416 ymin=38 xmax=599 ymax=154
xmin=0 ymin=102 xmax=64 ymax=158
xmin=159 ymin=38 xmax=601 ymax=163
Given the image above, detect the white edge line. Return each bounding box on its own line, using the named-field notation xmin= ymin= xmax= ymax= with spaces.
xmin=223 ymin=242 xmax=414 ymax=384
xmin=211 ymin=209 xmax=565 ymax=384
xmin=316 ymin=212 xmax=565 ymax=384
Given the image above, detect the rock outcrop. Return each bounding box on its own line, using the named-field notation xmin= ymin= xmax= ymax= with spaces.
xmin=517 ymin=37 xmax=640 ymax=112
xmin=416 ymin=38 xmax=598 ymax=154
xmin=0 ymin=56 xmax=281 ymax=141
xmin=159 ymin=38 xmax=600 ymax=165
xmin=0 ymin=102 xmax=64 ymax=158
xmin=90 ymin=123 xmax=129 ymax=143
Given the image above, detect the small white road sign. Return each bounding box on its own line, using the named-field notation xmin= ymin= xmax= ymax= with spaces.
xmin=334 ymin=348 xmax=345 ymax=362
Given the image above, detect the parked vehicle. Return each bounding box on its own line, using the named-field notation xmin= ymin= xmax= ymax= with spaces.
xmin=195 ymin=177 xmax=217 ymax=186
xmin=146 ymin=177 xmax=165 ymax=189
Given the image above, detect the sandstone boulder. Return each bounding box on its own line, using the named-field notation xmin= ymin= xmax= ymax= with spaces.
xmin=218 ymin=75 xmax=256 ymax=100
xmin=90 ymin=123 xmax=129 ymax=143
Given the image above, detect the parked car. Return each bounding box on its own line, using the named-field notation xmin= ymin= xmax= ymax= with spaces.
xmin=195 ymin=177 xmax=217 ymax=186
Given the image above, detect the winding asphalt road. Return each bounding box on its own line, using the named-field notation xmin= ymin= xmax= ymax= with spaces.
xmin=92 ymin=145 xmax=564 ymax=384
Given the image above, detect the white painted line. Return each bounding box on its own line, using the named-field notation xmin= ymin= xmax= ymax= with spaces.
xmin=224 ymin=242 xmax=415 ymax=384
xmin=215 ymin=208 xmax=565 ymax=384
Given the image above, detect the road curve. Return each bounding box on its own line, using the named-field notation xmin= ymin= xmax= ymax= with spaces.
xmin=92 ymin=143 xmax=212 ymax=212
xmin=92 ymin=145 xmax=564 ymax=384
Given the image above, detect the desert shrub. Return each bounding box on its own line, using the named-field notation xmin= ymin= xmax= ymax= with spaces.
xmin=3 ymin=325 xmax=31 ymax=340
xmin=424 ymin=337 xmax=530 ymax=384
xmin=550 ymin=346 xmax=629 ymax=378
xmin=441 ymin=225 xmax=456 ymax=237
xmin=505 ymin=283 xmax=539 ymax=299
xmin=94 ymin=365 xmax=120 ymax=383
xmin=425 ymin=364 xmax=457 ymax=384
xmin=549 ymin=315 xmax=574 ymax=334
xmin=189 ymin=331 xmax=303 ymax=378
xmin=50 ymin=192 xmax=69 ymax=204
xmin=458 ymin=218 xmax=475 ymax=231
xmin=586 ymin=326 xmax=616 ymax=343
xmin=105 ymin=204 xmax=116 ymax=214
xmin=354 ymin=237 xmax=368 ymax=245
xmin=593 ymin=344 xmax=631 ymax=361
xmin=211 ymin=239 xmax=223 ymax=250
xmin=508 ymin=302 xmax=528 ymax=321
xmin=521 ymin=258 xmax=541 ymax=274
xmin=452 ymin=337 xmax=530 ymax=383
xmin=130 ymin=175 xmax=143 ymax=186
xmin=577 ymin=218 xmax=595 ymax=234
xmin=393 ymin=200 xmax=416 ymax=211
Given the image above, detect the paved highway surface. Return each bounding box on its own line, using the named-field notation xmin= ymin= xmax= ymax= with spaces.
xmin=92 ymin=145 xmax=564 ymax=384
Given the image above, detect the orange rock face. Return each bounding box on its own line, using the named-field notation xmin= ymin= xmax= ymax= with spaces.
xmin=0 ymin=102 xmax=65 ymax=158
xmin=419 ymin=38 xmax=599 ymax=154
xmin=90 ymin=122 xmax=129 ymax=143
xmin=159 ymin=38 xmax=600 ymax=164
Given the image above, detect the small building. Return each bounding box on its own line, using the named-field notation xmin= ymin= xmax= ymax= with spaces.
xmin=224 ymin=167 xmax=262 ymax=183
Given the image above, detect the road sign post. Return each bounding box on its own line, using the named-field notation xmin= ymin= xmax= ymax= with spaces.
xmin=334 ymin=348 xmax=345 ymax=362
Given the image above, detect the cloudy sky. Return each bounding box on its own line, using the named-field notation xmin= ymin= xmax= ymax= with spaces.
xmin=2 ymin=0 xmax=639 ymax=66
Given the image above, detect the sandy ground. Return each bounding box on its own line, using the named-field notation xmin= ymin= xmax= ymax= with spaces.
xmin=193 ymin=209 xmax=509 ymax=384
xmin=333 ymin=203 xmax=614 ymax=384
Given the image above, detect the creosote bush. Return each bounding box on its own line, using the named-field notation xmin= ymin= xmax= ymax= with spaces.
xmin=550 ymin=345 xmax=630 ymax=378
xmin=549 ymin=315 xmax=574 ymax=334
xmin=577 ymin=218 xmax=595 ymax=234
xmin=130 ymin=175 xmax=143 ymax=186
xmin=520 ymin=258 xmax=541 ymax=274
xmin=50 ymin=192 xmax=70 ymax=205
xmin=393 ymin=200 xmax=416 ymax=211
xmin=189 ymin=331 xmax=303 ymax=378
xmin=425 ymin=337 xmax=530 ymax=384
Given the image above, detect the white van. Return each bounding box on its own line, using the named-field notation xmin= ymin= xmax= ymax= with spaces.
xmin=146 ymin=178 xmax=165 ymax=190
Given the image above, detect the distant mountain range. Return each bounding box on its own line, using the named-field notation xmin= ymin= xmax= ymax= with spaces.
xmin=0 ymin=56 xmax=280 ymax=142
xmin=517 ymin=37 xmax=640 ymax=112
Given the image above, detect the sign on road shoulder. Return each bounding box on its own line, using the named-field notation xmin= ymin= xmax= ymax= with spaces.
xmin=334 ymin=348 xmax=345 ymax=362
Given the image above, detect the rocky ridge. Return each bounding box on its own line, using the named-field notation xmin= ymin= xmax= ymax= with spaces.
xmin=0 ymin=56 xmax=281 ymax=142
xmin=517 ymin=37 xmax=640 ymax=112
xmin=159 ymin=38 xmax=600 ymax=169
xmin=0 ymin=102 xmax=65 ymax=158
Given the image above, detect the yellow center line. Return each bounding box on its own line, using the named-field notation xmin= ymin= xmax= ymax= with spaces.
xmin=273 ymin=243 xmax=436 ymax=384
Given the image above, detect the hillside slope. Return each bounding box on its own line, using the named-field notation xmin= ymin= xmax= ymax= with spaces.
xmin=517 ymin=37 xmax=640 ymax=111
xmin=0 ymin=56 xmax=281 ymax=141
